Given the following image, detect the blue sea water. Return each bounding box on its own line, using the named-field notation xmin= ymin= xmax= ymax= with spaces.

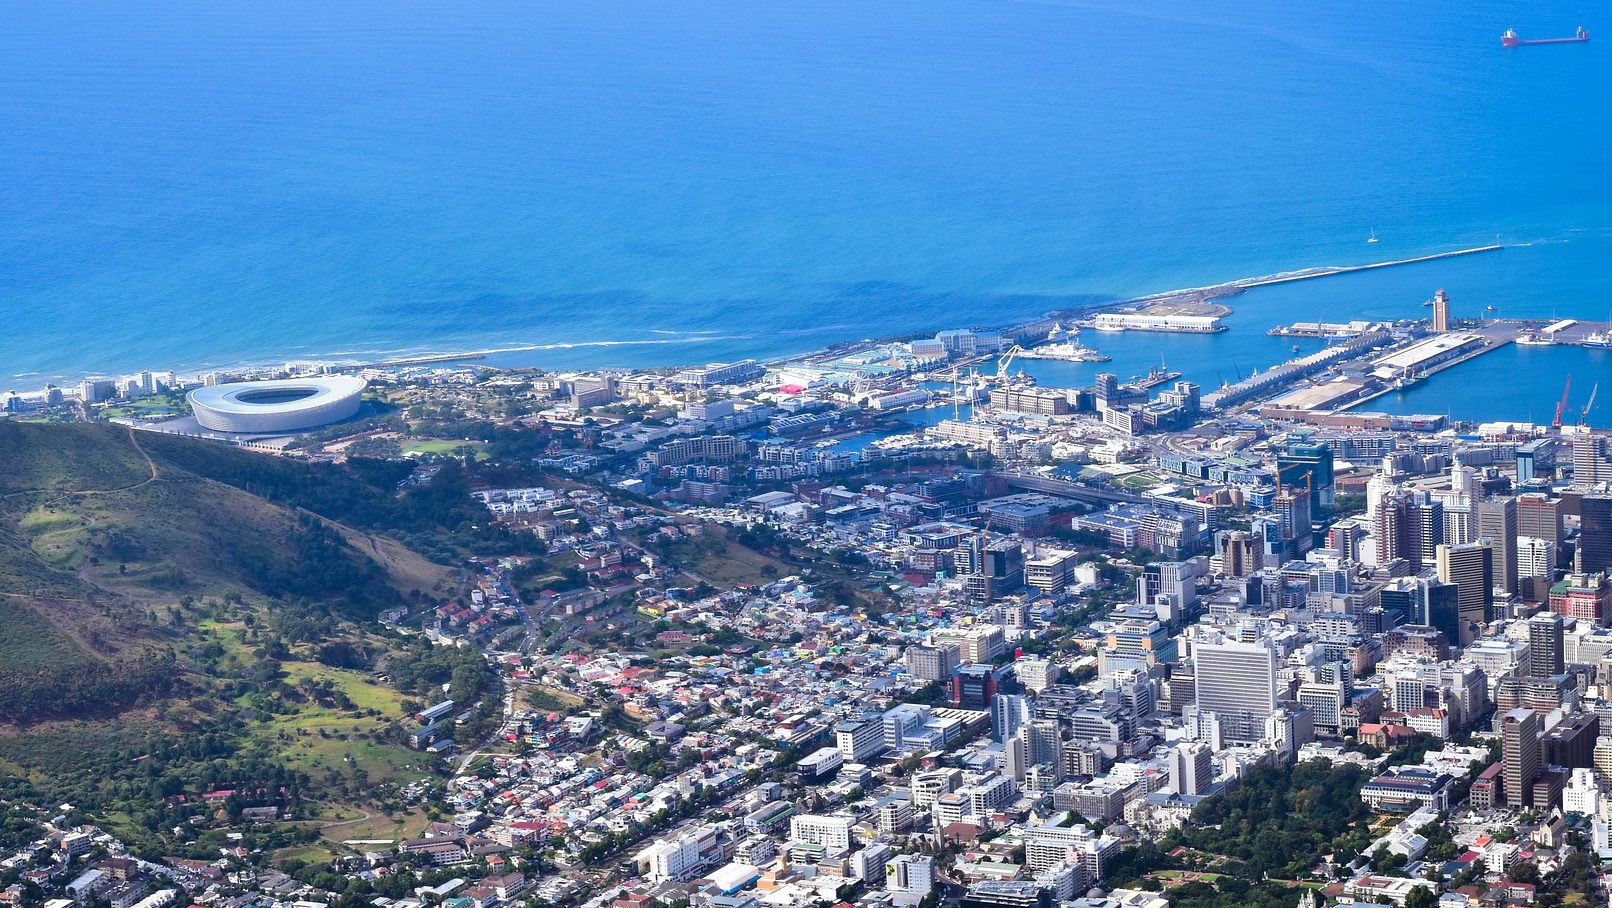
xmin=3 ymin=0 xmax=1610 ymax=423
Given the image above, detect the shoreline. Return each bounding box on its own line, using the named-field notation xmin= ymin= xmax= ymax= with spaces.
xmin=18 ymin=243 xmax=1508 ymax=391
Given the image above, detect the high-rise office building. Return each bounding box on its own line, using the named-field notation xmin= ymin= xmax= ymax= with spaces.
xmin=1378 ymin=577 xmax=1459 ymax=647
xmin=1014 ymin=657 xmax=1058 ymax=692
xmin=1424 ymin=580 xmax=1462 ymax=648
xmin=1518 ymin=537 xmax=1557 ymax=602
xmin=1580 ymin=495 xmax=1612 ymax=575
xmin=1370 ymin=479 xmax=1406 ymax=565
xmin=1517 ymin=438 xmax=1558 ymax=485
xmin=1215 ymin=530 xmax=1263 ymax=578
xmin=1528 ymin=612 xmax=1565 ymax=678
xmin=1518 ymin=493 xmax=1563 ymax=552
xmin=1437 ymin=541 xmax=1493 ymax=645
xmin=906 ymin=643 xmax=960 ymax=682
xmin=1168 ymin=741 xmax=1214 ymax=796
xmin=1192 ymin=637 xmax=1278 ymax=745
xmin=1273 ymin=486 xmax=1313 ymax=555
xmin=1277 ymin=439 xmax=1335 ymax=510
xmin=992 ymin=694 xmax=1030 ymax=743
xmin=1093 ymin=373 xmax=1119 ymax=408
xmin=1407 ymin=493 xmax=1444 ymax=569
xmin=1378 ymin=578 xmax=1418 ymax=626
xmin=1477 ymin=495 xmax=1519 ymax=596
xmin=1574 ymin=434 xmax=1612 ymax=486
xmin=1501 ymin=707 xmax=1542 ymax=808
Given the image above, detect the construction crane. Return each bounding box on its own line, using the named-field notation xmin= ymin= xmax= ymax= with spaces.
xmin=1583 ymin=382 xmax=1600 ymax=427
xmin=1553 ymin=373 xmax=1573 ymax=430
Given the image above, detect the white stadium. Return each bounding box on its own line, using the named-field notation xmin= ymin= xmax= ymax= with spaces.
xmin=188 ymin=376 xmax=367 ymax=433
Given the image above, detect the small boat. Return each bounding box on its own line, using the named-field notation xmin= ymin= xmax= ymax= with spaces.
xmin=1584 ymin=331 xmax=1612 ymax=350
xmin=1516 ymin=332 xmax=1555 ymax=346
xmin=1502 ymin=26 xmax=1590 ymax=47
xmin=1367 ymin=228 xmax=1379 ymax=244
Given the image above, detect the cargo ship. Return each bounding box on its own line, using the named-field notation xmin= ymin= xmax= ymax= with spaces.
xmin=1502 ymin=27 xmax=1589 ymax=47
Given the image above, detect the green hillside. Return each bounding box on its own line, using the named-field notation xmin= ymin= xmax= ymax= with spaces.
xmin=0 ymin=423 xmax=506 ymax=854
xmin=0 ymin=423 xmax=462 ymax=722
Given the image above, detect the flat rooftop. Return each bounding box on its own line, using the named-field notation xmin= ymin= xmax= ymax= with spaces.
xmin=1264 ymin=379 xmax=1368 ymax=412
xmin=1371 ymin=332 xmax=1482 ymax=371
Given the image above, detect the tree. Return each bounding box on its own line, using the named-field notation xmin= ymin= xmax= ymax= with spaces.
xmin=1403 ymin=886 xmax=1436 ymax=908
xmin=1507 ymin=860 xmax=1540 ymax=885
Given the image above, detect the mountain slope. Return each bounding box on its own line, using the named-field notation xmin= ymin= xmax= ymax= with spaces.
xmin=0 ymin=423 xmax=457 ymax=723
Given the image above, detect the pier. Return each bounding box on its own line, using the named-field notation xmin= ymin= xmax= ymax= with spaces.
xmin=1236 ymin=244 xmax=1503 ymax=290
xmin=1255 ymin=321 xmax=1525 ymax=422
xmin=1061 ymin=244 xmax=1507 ymax=324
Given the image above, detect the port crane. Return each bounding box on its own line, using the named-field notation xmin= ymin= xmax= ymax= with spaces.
xmin=1583 ymin=383 xmax=1600 ymax=427
xmin=1553 ymin=374 xmax=1573 ymax=430
xmin=995 ymin=345 xmax=1025 ymax=383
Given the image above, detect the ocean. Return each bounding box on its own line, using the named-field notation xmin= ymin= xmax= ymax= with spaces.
xmin=3 ymin=0 xmax=1609 ymax=423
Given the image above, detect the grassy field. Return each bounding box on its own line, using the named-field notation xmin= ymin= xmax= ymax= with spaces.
xmin=655 ymin=532 xmax=789 ymax=587
xmin=97 ymin=395 xmax=191 ymax=421
xmin=524 ymin=683 xmax=586 ymax=711
xmin=193 ymin=617 xmax=436 ymax=784
xmin=401 ymin=439 xmax=489 ymax=459
xmin=20 ymin=505 xmax=93 ymax=568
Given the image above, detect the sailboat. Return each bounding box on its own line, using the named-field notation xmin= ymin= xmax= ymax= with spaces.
xmin=1367 ymin=228 xmax=1379 ymax=244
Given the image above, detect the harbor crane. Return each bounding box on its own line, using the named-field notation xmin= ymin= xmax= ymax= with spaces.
xmin=995 ymin=345 xmax=1025 ymax=383
xmin=1583 ymin=383 xmax=1600 ymax=427
xmin=1553 ymin=373 xmax=1573 ymax=430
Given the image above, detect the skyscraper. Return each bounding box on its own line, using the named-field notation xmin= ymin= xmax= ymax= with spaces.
xmin=1437 ymin=541 xmax=1493 ymax=645
xmin=992 ymin=694 xmax=1030 ymax=743
xmin=1369 ymin=474 xmax=1406 ymax=565
xmin=1192 ymin=636 xmax=1278 ymax=745
xmin=1477 ymin=495 xmax=1519 ymax=596
xmin=1518 ymin=493 xmax=1562 ymax=552
xmin=1277 ymin=439 xmax=1335 ymax=510
xmin=1580 ymin=495 xmax=1612 ymax=575
xmin=1407 ymin=492 xmax=1444 ymax=569
xmin=1501 ymin=707 xmax=1542 ymax=808
xmin=1273 ymin=486 xmax=1313 ymax=555
xmin=1528 ymin=612 xmax=1565 ymax=678
xmin=1574 ymin=434 xmax=1612 ymax=486
xmin=1423 ymin=580 xmax=1463 ymax=648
